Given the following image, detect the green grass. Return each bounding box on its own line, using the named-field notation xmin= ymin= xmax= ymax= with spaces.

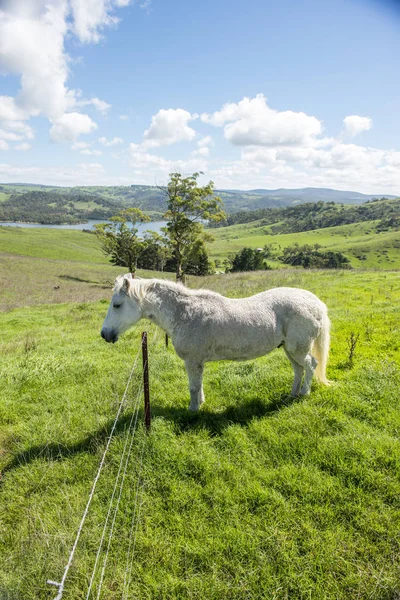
xmin=210 ymin=220 xmax=400 ymax=269
xmin=0 ymin=226 xmax=104 ymax=263
xmin=1 ymin=266 xmax=400 ymax=599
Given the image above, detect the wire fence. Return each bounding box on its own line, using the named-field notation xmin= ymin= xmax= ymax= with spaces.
xmin=47 ymin=328 xmax=159 ymax=600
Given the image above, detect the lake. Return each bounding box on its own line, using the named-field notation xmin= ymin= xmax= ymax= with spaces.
xmin=0 ymin=219 xmax=167 ymax=234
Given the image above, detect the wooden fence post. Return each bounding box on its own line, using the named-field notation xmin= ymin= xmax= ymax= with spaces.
xmin=141 ymin=332 xmax=151 ymax=432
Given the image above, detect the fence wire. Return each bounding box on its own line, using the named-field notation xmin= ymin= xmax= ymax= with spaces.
xmin=48 ymin=327 xmax=159 ymax=600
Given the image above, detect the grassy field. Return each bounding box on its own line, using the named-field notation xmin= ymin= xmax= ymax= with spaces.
xmin=210 ymin=220 xmax=400 ymax=269
xmin=1 ymin=227 xmax=400 ymax=599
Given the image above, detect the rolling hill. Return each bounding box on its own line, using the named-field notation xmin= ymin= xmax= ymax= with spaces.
xmin=0 ymin=182 xmax=397 ymax=223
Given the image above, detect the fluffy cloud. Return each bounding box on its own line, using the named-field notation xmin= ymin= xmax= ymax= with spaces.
xmin=99 ymin=136 xmax=124 ymax=146
xmin=0 ymin=128 xmax=23 ymax=142
xmin=71 ymin=141 xmax=91 ymax=150
xmin=80 ymin=148 xmax=103 ymax=156
xmin=70 ymin=0 xmax=123 ymax=43
xmin=0 ymin=0 xmax=132 ymax=144
xmin=128 ymin=143 xmax=207 ymax=179
xmin=0 ymin=160 xmax=111 ymax=185
xmin=50 ymin=112 xmax=98 ymax=142
xmin=15 ymin=143 xmax=32 ymax=151
xmin=143 ymin=108 xmax=198 ymax=148
xmin=0 ymin=96 xmax=28 ymax=122
xmin=0 ymin=140 xmax=9 ymax=151
xmin=77 ymin=97 xmax=112 ymax=114
xmin=193 ymin=146 xmax=210 ymax=157
xmin=197 ymin=135 xmax=213 ymax=148
xmin=202 ymin=94 xmax=322 ymax=148
xmin=0 ymin=1 xmax=71 ymax=121
xmin=343 ymin=115 xmax=372 ymax=137
xmin=0 ymin=97 xmax=34 ymax=144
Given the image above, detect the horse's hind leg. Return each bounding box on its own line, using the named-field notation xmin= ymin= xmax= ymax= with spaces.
xmin=185 ymin=360 xmax=205 ymax=411
xmin=284 ymin=348 xmax=304 ymax=397
xmin=300 ymin=354 xmax=318 ymax=396
xmin=285 ymin=344 xmax=317 ymax=396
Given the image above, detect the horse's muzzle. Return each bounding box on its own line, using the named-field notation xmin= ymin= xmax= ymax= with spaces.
xmin=101 ymin=328 xmax=119 ymax=344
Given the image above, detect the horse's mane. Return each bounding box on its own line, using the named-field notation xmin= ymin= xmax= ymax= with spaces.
xmin=114 ymin=275 xmax=222 ymax=302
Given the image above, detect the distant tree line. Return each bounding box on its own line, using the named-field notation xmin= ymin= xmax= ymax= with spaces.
xmin=210 ymin=198 xmax=400 ymax=234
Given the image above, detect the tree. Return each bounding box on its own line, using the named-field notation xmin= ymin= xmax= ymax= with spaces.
xmin=137 ymin=230 xmax=172 ymax=272
xmin=94 ymin=208 xmax=150 ymax=273
xmin=162 ymin=172 xmax=225 ymax=281
xmin=230 ymin=247 xmax=271 ymax=272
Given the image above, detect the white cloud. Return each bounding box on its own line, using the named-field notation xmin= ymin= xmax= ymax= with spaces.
xmin=197 ymin=135 xmax=213 ymax=148
xmin=201 ymin=93 xmax=322 ymax=148
xmin=15 ymin=143 xmax=32 ymax=151
xmin=0 ymin=0 xmax=131 ymax=144
xmin=0 ymin=160 xmax=134 ymax=186
xmin=70 ymin=0 xmax=119 ymax=43
xmin=0 ymin=1 xmax=71 ymax=121
xmin=50 ymin=112 xmax=98 ymax=142
xmin=77 ymin=97 xmax=111 ymax=114
xmin=343 ymin=115 xmax=372 ymax=137
xmin=0 ymin=97 xmax=34 ymax=143
xmin=143 ymin=108 xmax=198 ymax=148
xmin=128 ymin=143 xmax=208 ymax=178
xmin=0 ymin=140 xmax=9 ymax=151
xmin=193 ymin=146 xmax=210 ymax=157
xmin=119 ymin=114 xmax=129 ymax=120
xmin=99 ymin=136 xmax=123 ymax=146
xmin=71 ymin=141 xmax=91 ymax=150
xmin=80 ymin=148 xmax=103 ymax=156
xmin=0 ymin=128 xmax=23 ymax=142
xmin=0 ymin=95 xmax=28 ymax=122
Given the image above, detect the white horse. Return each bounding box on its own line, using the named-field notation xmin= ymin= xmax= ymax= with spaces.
xmin=101 ymin=275 xmax=330 ymax=411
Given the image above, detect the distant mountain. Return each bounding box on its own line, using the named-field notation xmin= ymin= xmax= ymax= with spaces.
xmin=0 ymin=183 xmax=397 ymax=221
xmin=217 ymin=187 xmax=398 ymax=212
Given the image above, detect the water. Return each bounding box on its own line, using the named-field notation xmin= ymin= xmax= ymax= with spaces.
xmin=0 ymin=219 xmax=168 ymax=234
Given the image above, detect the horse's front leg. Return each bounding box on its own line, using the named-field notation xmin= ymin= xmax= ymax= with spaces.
xmin=185 ymin=360 xmax=205 ymax=411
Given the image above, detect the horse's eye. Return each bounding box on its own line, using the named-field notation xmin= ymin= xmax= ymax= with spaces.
xmin=113 ymin=303 xmax=121 ymax=309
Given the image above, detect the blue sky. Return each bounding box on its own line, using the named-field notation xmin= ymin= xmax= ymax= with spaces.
xmin=1 ymin=0 xmax=400 ymax=193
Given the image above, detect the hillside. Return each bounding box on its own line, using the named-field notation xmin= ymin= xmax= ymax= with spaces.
xmin=209 ymin=197 xmax=400 ymax=269
xmin=0 ymin=189 xmax=125 ymax=224
xmin=210 ymin=220 xmax=400 ymax=269
xmin=0 ymin=183 xmax=397 ymax=223
xmin=1 ymin=263 xmax=400 ymax=599
xmin=214 ymin=197 xmax=400 ymax=230
xmin=225 ymin=186 xmax=397 ymax=203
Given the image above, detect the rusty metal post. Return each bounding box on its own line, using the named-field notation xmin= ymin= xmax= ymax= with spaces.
xmin=141 ymin=332 xmax=151 ymax=432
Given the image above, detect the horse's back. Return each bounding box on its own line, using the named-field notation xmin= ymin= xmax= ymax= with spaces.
xmin=173 ymin=286 xmax=327 ymax=362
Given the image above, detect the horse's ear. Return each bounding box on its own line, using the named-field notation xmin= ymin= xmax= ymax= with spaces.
xmin=122 ymin=276 xmax=131 ymax=294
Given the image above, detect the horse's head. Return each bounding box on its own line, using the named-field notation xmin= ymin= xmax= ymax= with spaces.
xmin=100 ymin=274 xmax=143 ymax=343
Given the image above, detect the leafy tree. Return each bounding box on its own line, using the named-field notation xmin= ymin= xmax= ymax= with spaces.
xmin=183 ymin=238 xmax=213 ymax=276
xmin=281 ymin=244 xmax=351 ymax=269
xmin=162 ymin=172 xmax=226 ymax=281
xmin=94 ymin=208 xmax=150 ymax=273
xmin=230 ymin=247 xmax=272 ymax=272
xmin=137 ymin=231 xmax=172 ymax=272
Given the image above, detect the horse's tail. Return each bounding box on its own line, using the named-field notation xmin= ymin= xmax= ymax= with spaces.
xmin=313 ymin=309 xmax=331 ymax=385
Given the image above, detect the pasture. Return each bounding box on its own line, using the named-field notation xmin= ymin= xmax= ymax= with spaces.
xmin=0 ymin=227 xmax=400 ymax=598
xmin=211 ymin=220 xmax=400 ymax=269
